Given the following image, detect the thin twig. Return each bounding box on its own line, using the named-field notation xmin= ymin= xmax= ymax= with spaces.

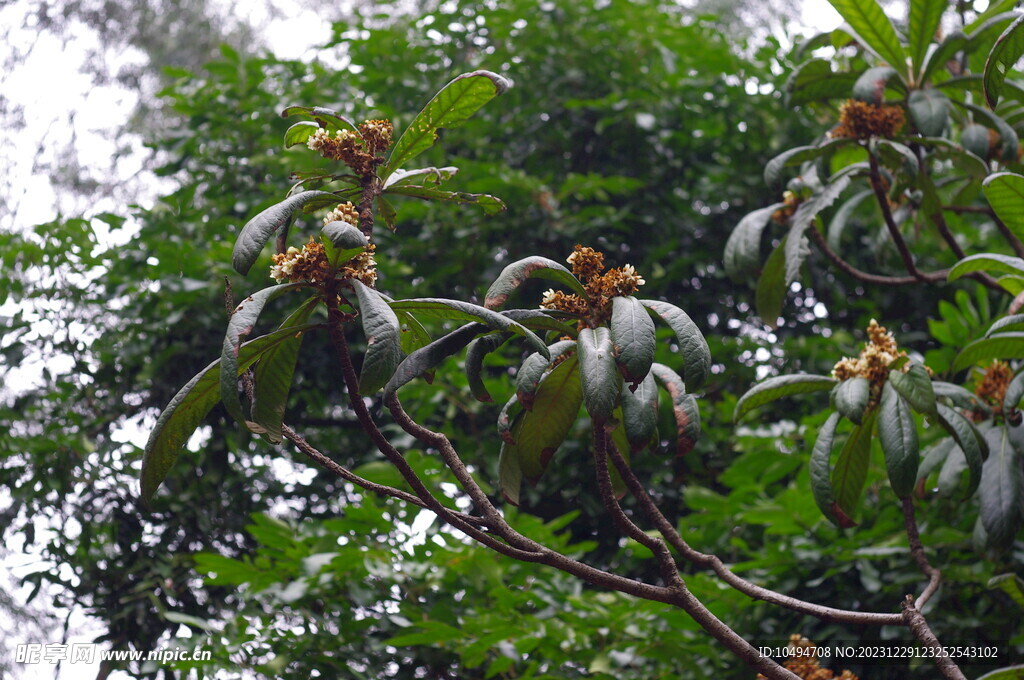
xmin=605 ymin=444 xmax=905 ymax=626
xmin=808 ymin=226 xmax=923 ymax=287
xmin=901 ymin=497 xmax=941 ymax=609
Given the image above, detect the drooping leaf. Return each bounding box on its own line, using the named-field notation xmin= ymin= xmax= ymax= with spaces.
xmin=851 ymin=66 xmax=901 ymax=104
xmin=988 ymin=573 xmax=1024 ymax=609
xmin=833 ymin=377 xmax=871 ymax=425
xmin=383 ymin=185 xmax=506 ymax=216
xmin=650 ymin=363 xmax=701 ymax=456
xmin=988 ymin=313 xmax=1024 ymax=336
xmin=983 ymin=173 xmax=1024 ymax=244
xmin=496 ymin=393 xmax=521 ymax=445
xmin=734 ymin=374 xmax=837 ymax=422
xmin=389 ymin=298 xmax=548 ymax=356
xmin=281 ymin=105 xmax=358 ymax=133
xmin=831 ymin=409 xmax=877 ymax=523
xmin=384 ymin=322 xmax=486 ymax=396
xmin=755 ymin=235 xmax=791 ymax=329
xmin=484 ymin=256 xmax=587 ymax=310
xmin=908 ymin=0 xmax=948 ymax=79
xmin=640 ymin=299 xmax=711 ymax=392
xmin=382 ymin=70 xmax=512 ymax=180
xmin=888 ymin=364 xmax=937 ymax=417
xmin=920 ymin=30 xmax=969 ymax=86
xmin=515 ymin=355 xmax=583 ymax=483
xmin=828 ymin=1 xmax=907 ymax=77
xmin=809 ymin=412 xmax=855 ymax=527
xmin=516 ymin=340 xmax=577 ymax=410
xmin=141 ymin=324 xmax=320 ymax=505
xmin=985 ymin=14 xmax=1024 ymax=108
xmin=350 ymin=280 xmax=404 ymax=394
xmin=827 ymin=189 xmax=872 ymax=251
xmin=284 ymin=121 xmax=320 ymax=148
xmin=878 ymin=380 xmax=919 ymax=498
xmin=502 ymin=308 xmax=579 ymax=337
xmin=933 ymin=380 xmax=989 ymax=413
xmin=1005 ymin=369 xmax=1024 ymax=420
xmin=723 ymin=203 xmax=784 ymax=282
xmin=321 ymin=219 xmax=368 ymax=252
xmin=962 ymin=123 xmax=993 ymax=158
xmin=949 ymin=251 xmax=1024 ymax=281
xmin=232 ymin=191 xmax=335 ymax=275
xmin=498 ymin=438 xmax=523 ymax=506
xmin=763 ymin=140 xmax=850 ymax=185
xmin=251 ymin=296 xmax=320 ymax=443
xmin=221 ymin=283 xmax=308 ymax=427
xmin=936 ymin=403 xmax=986 ymax=497
xmin=610 ymin=296 xmax=656 ymax=389
xmin=620 ymin=373 xmax=659 ymax=453
xmin=577 ymin=326 xmax=621 ymax=424
xmin=980 ymin=424 xmax=1024 ymax=550
xmin=465 ymin=333 xmax=511 ymax=402
xmin=957 ymin=101 xmax=1019 ymax=160
xmin=953 ymin=332 xmax=1024 ymax=371
xmin=918 ymin=438 xmax=954 ymax=486
xmin=874 ymin=139 xmax=919 ymax=176
xmin=382 ymin=166 xmax=459 ymax=189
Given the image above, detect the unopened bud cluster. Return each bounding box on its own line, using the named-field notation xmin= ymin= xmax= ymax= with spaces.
xmin=830 ymin=99 xmax=905 ymax=140
xmin=541 ymin=245 xmax=646 ymax=327
xmin=307 ymin=118 xmax=393 ymax=175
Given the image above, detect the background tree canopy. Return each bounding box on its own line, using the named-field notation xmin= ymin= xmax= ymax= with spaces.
xmin=1 ymin=0 xmax=1021 ymax=679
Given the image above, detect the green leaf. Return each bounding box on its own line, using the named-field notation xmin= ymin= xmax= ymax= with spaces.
xmin=763 ymin=140 xmax=850 ymax=185
xmin=976 ymin=666 xmax=1024 ymax=680
xmin=755 ymin=235 xmax=790 ymax=328
xmin=933 ymin=380 xmax=989 ymax=412
xmin=484 ymin=256 xmax=587 ymax=310
xmin=610 ymin=296 xmax=656 ymax=389
xmin=988 ymin=573 xmax=1024 ymax=609
xmin=809 ymin=412 xmax=856 ymax=527
xmin=831 ymin=409 xmax=877 ymax=523
xmin=497 ymin=393 xmax=521 ymax=446
xmin=852 ymin=66 xmax=901 ymax=104
xmin=382 ymin=70 xmax=512 ymax=180
xmin=350 ymin=280 xmax=404 ymax=394
xmin=389 ymin=298 xmax=548 ymax=356
xmin=949 ymin=252 xmax=1024 ymax=282
xmin=962 ymin=123 xmax=992 ymax=158
xmin=953 ymin=332 xmax=1024 ymax=371
xmin=281 ymin=105 xmax=358 ymax=133
xmin=221 ymin=283 xmax=308 ymax=427
xmin=284 ymin=121 xmax=320 ymax=148
xmin=827 ymin=190 xmax=873 ymax=251
xmin=498 ymin=438 xmax=523 ymax=506
xmin=828 ymin=0 xmax=907 ymax=77
xmin=908 ymin=0 xmax=948 ymax=79
xmin=232 ymin=191 xmax=335 ymax=275
xmin=786 ymin=59 xmax=859 ymax=106
xmin=833 ymin=377 xmax=870 ymax=424
xmin=465 ymin=333 xmax=511 ymax=402
xmin=983 ymin=173 xmax=1024 ymax=244
xmin=516 ymin=340 xmax=577 ymax=410
xmin=384 ymin=322 xmax=486 ymax=396
xmin=383 ymin=185 xmax=506 ymax=216
xmin=514 ymin=355 xmax=583 ymax=483
xmin=1005 ymin=370 xmax=1024 ymax=420
xmin=985 ymin=14 xmax=1024 ymax=108
xmin=907 ymin=89 xmax=949 ymax=137
xmin=888 ymin=364 xmax=937 ymax=417
xmin=577 ymin=326 xmax=621 ymax=424
xmin=620 ymin=373 xmax=659 ymax=452
xmin=386 ymin=620 xmax=467 ymax=647
xmin=734 ymin=374 xmax=837 ymax=422
xmin=382 ymin=165 xmax=459 ymax=189
xmin=251 ymin=296 xmax=319 ymax=443
xmin=874 ymin=139 xmax=919 ymax=176
xmin=920 ymin=30 xmax=969 ymax=86
xmin=980 ymin=424 xmax=1024 ymax=550
xmin=321 ymin=219 xmax=368 ymax=254
xmin=936 ymin=403 xmax=986 ymax=497
xmin=163 ymin=612 xmax=216 ymax=632
xmin=640 ymin=299 xmax=711 ymax=393
xmin=878 ymin=380 xmax=919 ymax=498
xmin=723 ymin=203 xmax=784 ymax=282
xmin=956 ymin=101 xmax=1019 ymax=160
xmin=141 ymin=324 xmax=319 ymax=505
xmin=650 ymin=363 xmax=701 ymax=456
xmin=988 ymin=313 xmax=1024 ymax=336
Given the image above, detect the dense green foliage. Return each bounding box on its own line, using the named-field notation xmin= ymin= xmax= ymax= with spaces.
xmin=3 ymin=0 xmax=1024 ymax=679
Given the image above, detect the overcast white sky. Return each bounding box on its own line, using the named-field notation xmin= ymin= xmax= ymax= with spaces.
xmin=1 ymin=1 xmax=849 ymax=678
